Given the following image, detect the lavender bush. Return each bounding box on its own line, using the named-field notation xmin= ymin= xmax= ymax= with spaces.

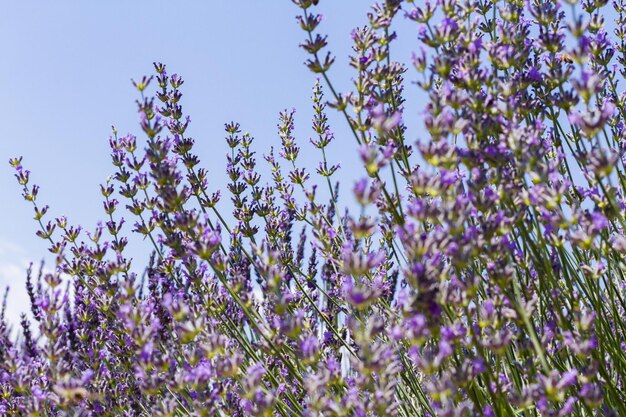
xmin=3 ymin=0 xmax=626 ymax=415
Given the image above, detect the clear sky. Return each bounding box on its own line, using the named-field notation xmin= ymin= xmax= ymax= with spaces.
xmin=0 ymin=2 xmax=421 ymax=327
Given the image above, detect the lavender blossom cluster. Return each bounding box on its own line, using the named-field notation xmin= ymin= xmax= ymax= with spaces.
xmin=3 ymin=0 xmax=626 ymax=415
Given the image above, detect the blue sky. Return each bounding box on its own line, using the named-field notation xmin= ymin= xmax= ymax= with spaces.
xmin=0 ymin=2 xmax=421 ymax=326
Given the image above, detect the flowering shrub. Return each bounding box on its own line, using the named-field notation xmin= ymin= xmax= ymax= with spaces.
xmin=3 ymin=0 xmax=626 ymax=415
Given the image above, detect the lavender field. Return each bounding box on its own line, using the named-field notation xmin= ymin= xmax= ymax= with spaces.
xmin=2 ymin=0 xmax=626 ymax=416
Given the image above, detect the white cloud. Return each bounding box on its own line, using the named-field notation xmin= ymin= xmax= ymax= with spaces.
xmin=0 ymin=237 xmax=37 ymax=335
xmin=0 ymin=239 xmax=27 ymax=259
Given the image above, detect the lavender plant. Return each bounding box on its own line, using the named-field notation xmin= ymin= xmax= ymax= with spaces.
xmin=3 ymin=0 xmax=626 ymax=415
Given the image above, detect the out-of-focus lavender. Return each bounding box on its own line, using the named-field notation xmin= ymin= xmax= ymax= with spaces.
xmin=3 ymin=0 xmax=626 ymax=415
